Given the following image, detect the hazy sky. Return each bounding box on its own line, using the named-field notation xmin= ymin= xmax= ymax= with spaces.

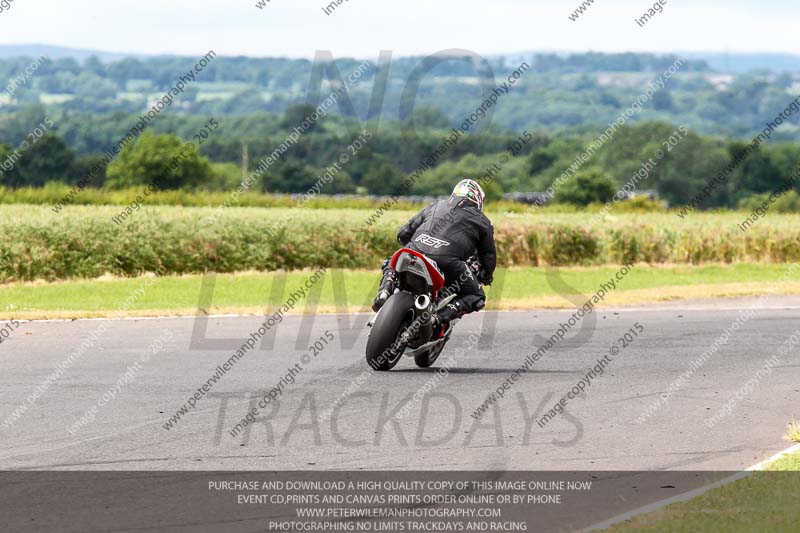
xmin=0 ymin=0 xmax=797 ymax=58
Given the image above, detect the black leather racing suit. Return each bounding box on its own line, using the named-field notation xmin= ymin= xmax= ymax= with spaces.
xmin=389 ymin=198 xmax=496 ymax=317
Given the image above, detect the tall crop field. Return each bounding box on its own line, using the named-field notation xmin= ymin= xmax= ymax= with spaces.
xmin=1 ymin=205 xmax=799 ymax=281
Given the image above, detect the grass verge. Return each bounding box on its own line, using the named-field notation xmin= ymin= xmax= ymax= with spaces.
xmin=2 ymin=263 xmax=800 ymax=320
xmin=602 ymin=448 xmax=800 ymax=532
xmin=788 ymin=421 xmax=800 ymax=444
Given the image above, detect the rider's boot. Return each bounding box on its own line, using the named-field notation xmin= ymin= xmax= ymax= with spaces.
xmin=372 ymin=259 xmax=395 ymax=312
xmin=432 ymin=301 xmax=465 ymax=337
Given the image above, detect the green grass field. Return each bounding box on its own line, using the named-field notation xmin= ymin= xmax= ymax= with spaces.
xmin=3 ymin=263 xmax=799 ymax=319
xmin=2 ymin=203 xmax=800 ymax=281
xmin=604 ymin=423 xmax=800 ymax=532
xmin=3 ymin=203 xmax=800 ymax=317
xmin=604 ymin=449 xmax=800 ymax=532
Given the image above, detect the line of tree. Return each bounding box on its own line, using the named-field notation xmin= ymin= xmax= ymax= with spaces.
xmin=1 ymin=104 xmax=798 ymax=210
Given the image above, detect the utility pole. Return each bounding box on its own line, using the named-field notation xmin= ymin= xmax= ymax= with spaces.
xmin=242 ymin=142 xmax=249 ymax=181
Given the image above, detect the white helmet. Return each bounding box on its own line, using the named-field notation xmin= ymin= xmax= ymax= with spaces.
xmin=451 ymin=179 xmax=485 ymax=211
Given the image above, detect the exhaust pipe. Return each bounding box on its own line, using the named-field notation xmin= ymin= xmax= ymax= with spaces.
xmin=413 ymin=294 xmax=434 ymax=343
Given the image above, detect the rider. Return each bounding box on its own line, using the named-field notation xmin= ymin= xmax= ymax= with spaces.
xmin=372 ymin=179 xmax=497 ymax=329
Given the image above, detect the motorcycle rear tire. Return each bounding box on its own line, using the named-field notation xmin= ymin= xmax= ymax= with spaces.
xmin=414 ymin=335 xmax=447 ymax=368
xmin=366 ymin=292 xmax=415 ymax=371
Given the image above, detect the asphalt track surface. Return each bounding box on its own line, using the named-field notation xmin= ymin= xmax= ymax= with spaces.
xmin=2 ymin=296 xmax=798 ymax=474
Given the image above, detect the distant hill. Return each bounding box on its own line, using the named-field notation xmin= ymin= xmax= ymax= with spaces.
xmin=501 ymin=51 xmax=800 ymax=74
xmin=681 ymin=52 xmax=800 ymax=74
xmin=0 ymin=47 xmax=796 ymax=143
xmin=1 ymin=44 xmax=800 ymax=73
xmin=0 ymin=44 xmax=152 ymax=62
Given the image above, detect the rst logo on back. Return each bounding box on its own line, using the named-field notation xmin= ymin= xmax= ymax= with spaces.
xmin=415 ymin=234 xmax=450 ymax=249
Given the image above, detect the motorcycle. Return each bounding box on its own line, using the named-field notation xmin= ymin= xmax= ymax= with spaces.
xmin=365 ymin=247 xmax=483 ymax=371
